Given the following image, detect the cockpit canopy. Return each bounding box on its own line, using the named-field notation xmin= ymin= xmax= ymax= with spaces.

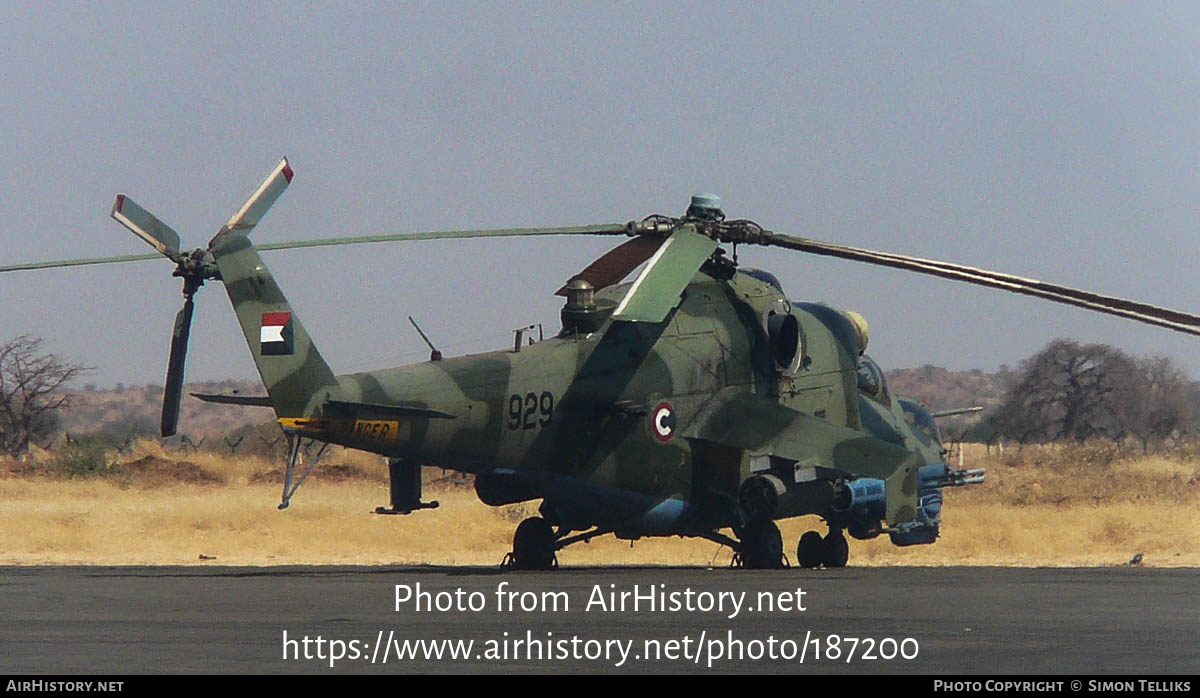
xmin=741 ymin=267 xmax=784 ymax=293
xmin=899 ymin=398 xmax=942 ymax=444
xmin=856 ymin=355 xmax=889 ymax=404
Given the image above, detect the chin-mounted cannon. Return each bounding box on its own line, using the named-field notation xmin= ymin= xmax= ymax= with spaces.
xmin=833 ymin=463 xmax=986 ymax=546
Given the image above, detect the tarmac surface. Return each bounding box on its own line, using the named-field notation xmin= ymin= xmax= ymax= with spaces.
xmin=1 ymin=565 xmax=1195 ymax=674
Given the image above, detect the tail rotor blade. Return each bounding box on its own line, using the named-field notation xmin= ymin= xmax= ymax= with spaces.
xmin=161 ymin=296 xmax=195 ymax=437
xmin=110 ymin=195 xmax=182 ymax=260
xmin=208 ymin=157 xmax=294 ymax=250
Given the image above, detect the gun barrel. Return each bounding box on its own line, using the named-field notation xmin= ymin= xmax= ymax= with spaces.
xmin=920 ymin=465 xmax=987 ymax=488
xmin=931 ymin=406 xmax=983 ymax=419
xmin=961 ymin=468 xmax=986 ymax=484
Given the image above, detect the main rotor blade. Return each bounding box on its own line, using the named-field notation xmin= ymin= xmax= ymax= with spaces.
xmin=208 ymin=158 xmax=294 ymax=250
xmin=161 ymin=296 xmax=195 ymax=437
xmin=0 ymin=224 xmax=630 ymax=275
xmin=554 ymin=235 xmax=665 ymax=296
xmin=763 ymin=233 xmax=1200 ymax=337
xmin=255 ymin=223 xmax=630 ymax=252
xmin=110 ymin=195 xmax=182 ymax=260
xmin=612 ymin=227 xmax=718 ymax=322
xmin=0 ymin=252 xmax=161 ymax=274
xmin=843 ymin=244 xmax=1200 ymax=326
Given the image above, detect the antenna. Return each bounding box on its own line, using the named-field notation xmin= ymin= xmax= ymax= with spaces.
xmin=408 ymin=316 xmax=443 ymax=361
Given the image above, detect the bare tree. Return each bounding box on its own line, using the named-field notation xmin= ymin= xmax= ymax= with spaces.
xmin=987 ymin=339 xmax=1200 ymax=448
xmin=989 ymin=340 xmax=1142 ymax=444
xmin=1126 ymin=355 xmax=1196 ymax=451
xmin=0 ymin=335 xmax=89 ymax=456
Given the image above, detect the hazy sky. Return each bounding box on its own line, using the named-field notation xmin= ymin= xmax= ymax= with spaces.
xmin=3 ymin=2 xmax=1200 ymax=388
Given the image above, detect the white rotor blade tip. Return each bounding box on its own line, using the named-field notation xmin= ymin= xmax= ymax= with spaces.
xmin=224 ymin=158 xmax=294 ymax=230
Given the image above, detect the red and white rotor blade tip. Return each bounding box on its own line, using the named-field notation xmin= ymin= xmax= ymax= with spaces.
xmin=209 ymin=157 xmax=293 ymax=249
xmin=110 ymin=195 xmax=183 ymax=260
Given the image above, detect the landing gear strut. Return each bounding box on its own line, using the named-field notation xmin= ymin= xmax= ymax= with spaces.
xmin=796 ymin=528 xmax=849 ymax=569
xmin=374 ymin=458 xmax=439 ymax=515
xmin=278 ymin=432 xmax=328 ymax=510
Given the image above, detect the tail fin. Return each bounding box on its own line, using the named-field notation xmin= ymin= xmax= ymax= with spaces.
xmin=211 ymin=234 xmax=337 ymax=417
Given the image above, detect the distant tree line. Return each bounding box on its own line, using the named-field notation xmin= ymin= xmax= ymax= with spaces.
xmin=968 ymin=339 xmax=1200 ymax=450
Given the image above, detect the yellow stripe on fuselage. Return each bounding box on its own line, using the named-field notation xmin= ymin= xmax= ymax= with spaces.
xmin=278 ymin=417 xmax=400 ymax=444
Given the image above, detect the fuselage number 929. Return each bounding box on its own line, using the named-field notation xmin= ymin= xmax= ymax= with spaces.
xmin=507 ymin=391 xmax=554 ymax=430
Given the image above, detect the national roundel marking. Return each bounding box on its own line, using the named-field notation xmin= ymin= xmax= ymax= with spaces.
xmin=651 ymin=402 xmax=676 ymax=442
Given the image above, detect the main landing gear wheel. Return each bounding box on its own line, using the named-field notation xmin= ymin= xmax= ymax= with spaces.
xmin=796 ymin=529 xmax=850 ymax=568
xmin=740 ymin=519 xmax=785 ymax=569
xmin=796 ymin=530 xmax=824 ymax=569
xmin=510 ymin=516 xmax=557 ymax=570
xmin=821 ymin=530 xmax=849 ymax=568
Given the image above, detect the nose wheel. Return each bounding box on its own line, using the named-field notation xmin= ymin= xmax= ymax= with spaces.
xmin=796 ymin=528 xmax=849 ymax=569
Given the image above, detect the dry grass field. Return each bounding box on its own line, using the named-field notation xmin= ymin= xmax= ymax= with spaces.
xmin=1 ymin=440 xmax=1197 ymax=567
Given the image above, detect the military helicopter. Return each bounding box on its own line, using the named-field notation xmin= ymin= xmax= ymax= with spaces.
xmin=7 ymin=159 xmax=1200 ymax=570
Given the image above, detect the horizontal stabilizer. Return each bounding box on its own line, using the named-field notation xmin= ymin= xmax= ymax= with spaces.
xmin=191 ymin=392 xmax=275 ymax=407
xmin=324 ymin=399 xmax=457 ymax=420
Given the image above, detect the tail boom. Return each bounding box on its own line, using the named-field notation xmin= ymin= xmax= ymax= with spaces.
xmin=212 ymin=235 xmax=337 ymax=418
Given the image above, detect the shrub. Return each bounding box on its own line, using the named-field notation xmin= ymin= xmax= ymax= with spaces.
xmin=49 ymin=440 xmax=118 ymax=479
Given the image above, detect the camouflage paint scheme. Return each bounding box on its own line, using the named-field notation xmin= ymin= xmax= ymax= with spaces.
xmin=211 ymin=230 xmax=943 ymax=542
xmin=18 ymin=157 xmax=1196 ymax=563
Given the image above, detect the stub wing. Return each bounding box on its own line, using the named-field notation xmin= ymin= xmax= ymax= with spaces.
xmin=685 ymin=387 xmax=922 ymax=525
xmin=685 ymin=387 xmax=915 ymax=481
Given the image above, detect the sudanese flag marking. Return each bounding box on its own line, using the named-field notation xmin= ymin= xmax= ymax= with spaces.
xmin=260 ymin=312 xmax=295 ymax=356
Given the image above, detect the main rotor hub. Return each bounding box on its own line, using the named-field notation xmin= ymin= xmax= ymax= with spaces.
xmin=170 ymin=248 xmax=219 ymax=291
xmin=686 ymin=193 xmax=724 ymax=221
